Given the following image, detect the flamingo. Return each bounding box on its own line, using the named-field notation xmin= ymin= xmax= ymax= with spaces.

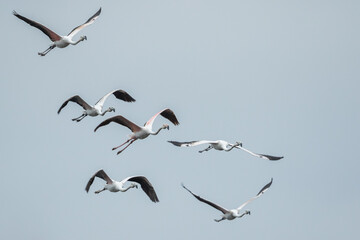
xmin=182 ymin=178 xmax=273 ymax=222
xmin=85 ymin=169 xmax=159 ymax=203
xmin=13 ymin=8 xmax=101 ymax=56
xmin=57 ymin=89 xmax=135 ymax=122
xmin=168 ymin=140 xmax=283 ymax=160
xmin=94 ymin=108 xmax=179 ymax=154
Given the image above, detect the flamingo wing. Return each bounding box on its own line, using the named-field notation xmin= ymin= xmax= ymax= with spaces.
xmin=67 ymin=8 xmax=101 ymax=38
xmin=57 ymin=95 xmax=92 ymax=114
xmin=94 ymin=89 xmax=136 ymax=109
xmin=124 ymin=176 xmax=159 ymax=203
xmin=182 ymin=183 xmax=228 ymax=214
xmin=13 ymin=10 xmax=61 ymax=41
xmin=94 ymin=115 xmax=141 ymax=132
xmin=85 ymin=169 xmax=113 ymax=193
xmin=145 ymin=108 xmax=179 ymax=129
xmin=236 ymin=146 xmax=283 ymax=161
xmin=236 ymin=178 xmax=273 ymax=211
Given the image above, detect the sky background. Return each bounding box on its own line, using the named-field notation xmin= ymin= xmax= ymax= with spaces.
xmin=1 ymin=0 xmax=359 ymax=239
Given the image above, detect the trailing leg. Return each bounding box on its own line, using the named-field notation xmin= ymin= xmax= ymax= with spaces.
xmin=112 ymin=139 xmax=131 ymax=151
xmin=199 ymin=145 xmax=213 ymax=153
xmin=117 ymin=139 xmax=135 ymax=155
xmin=214 ymin=217 xmax=225 ymax=222
xmin=72 ymin=114 xmax=86 ymax=121
xmin=95 ymin=188 xmax=105 ymax=194
xmin=38 ymin=45 xmax=55 ymax=56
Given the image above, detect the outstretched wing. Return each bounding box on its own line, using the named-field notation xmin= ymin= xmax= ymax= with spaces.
xmin=124 ymin=176 xmax=159 ymax=203
xmin=236 ymin=146 xmax=283 ymax=161
xmin=94 ymin=89 xmax=136 ymax=109
xmin=13 ymin=10 xmax=61 ymax=41
xmin=236 ymin=178 xmax=273 ymax=211
xmin=57 ymin=95 xmax=92 ymax=114
xmin=145 ymin=108 xmax=180 ymax=129
xmin=67 ymin=8 xmax=101 ymax=38
xmin=94 ymin=115 xmax=141 ymax=132
xmin=85 ymin=169 xmax=113 ymax=193
xmin=168 ymin=140 xmax=217 ymax=147
xmin=182 ymin=183 xmax=228 ymax=214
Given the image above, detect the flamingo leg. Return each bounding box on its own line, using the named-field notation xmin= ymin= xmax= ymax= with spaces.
xmin=95 ymin=188 xmax=105 ymax=194
xmin=38 ymin=45 xmax=55 ymax=56
xmin=72 ymin=114 xmax=86 ymax=122
xmin=112 ymin=139 xmax=131 ymax=151
xmin=76 ymin=115 xmax=87 ymax=122
xmin=199 ymin=145 xmax=213 ymax=153
xmin=117 ymin=139 xmax=135 ymax=155
xmin=214 ymin=217 xmax=225 ymax=222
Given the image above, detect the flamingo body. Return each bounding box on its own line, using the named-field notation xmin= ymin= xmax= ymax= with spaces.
xmin=182 ymin=178 xmax=273 ymax=222
xmin=58 ymin=89 xmax=135 ymax=122
xmin=94 ymin=108 xmax=179 ymax=154
xmin=169 ymin=139 xmax=283 ymax=160
xmin=13 ymin=8 xmax=101 ymax=56
xmin=211 ymin=140 xmax=235 ymax=151
xmin=86 ymin=169 xmax=159 ymax=203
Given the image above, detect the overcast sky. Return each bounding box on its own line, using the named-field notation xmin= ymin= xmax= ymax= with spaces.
xmin=1 ymin=0 xmax=359 ymax=239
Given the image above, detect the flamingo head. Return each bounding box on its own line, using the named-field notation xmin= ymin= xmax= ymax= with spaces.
xmin=162 ymin=124 xmax=169 ymax=130
xmin=235 ymin=141 xmax=242 ymax=147
xmin=108 ymin=107 xmax=115 ymax=112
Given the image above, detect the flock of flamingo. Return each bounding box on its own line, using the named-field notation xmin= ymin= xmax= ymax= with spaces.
xmin=13 ymin=6 xmax=284 ymax=222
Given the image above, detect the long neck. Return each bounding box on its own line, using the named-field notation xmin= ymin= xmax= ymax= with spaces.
xmin=150 ymin=127 xmax=164 ymax=135
xmin=225 ymin=144 xmax=237 ymax=152
xmin=101 ymin=108 xmax=111 ymax=116
xmin=236 ymin=211 xmax=249 ymax=218
xmin=71 ymin=38 xmax=83 ymax=45
xmin=120 ymin=185 xmax=133 ymax=192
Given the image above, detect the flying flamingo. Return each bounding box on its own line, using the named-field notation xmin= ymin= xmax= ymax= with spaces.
xmin=94 ymin=108 xmax=179 ymax=154
xmin=182 ymin=178 xmax=273 ymax=222
xmin=57 ymin=89 xmax=135 ymax=122
xmin=13 ymin=8 xmax=101 ymax=56
xmin=168 ymin=140 xmax=283 ymax=160
xmin=86 ymin=169 xmax=159 ymax=203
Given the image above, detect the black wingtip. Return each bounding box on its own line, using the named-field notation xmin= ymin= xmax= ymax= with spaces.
xmin=181 ymin=182 xmax=188 ymax=190
xmin=96 ymin=7 xmax=102 ymax=15
xmin=261 ymin=154 xmax=284 ymax=161
xmin=269 ymin=156 xmax=284 ymax=161
xmin=168 ymin=141 xmax=181 ymax=147
xmin=256 ymin=178 xmax=273 ymax=196
xmin=181 ymin=183 xmax=191 ymax=193
xmin=152 ymin=197 xmax=160 ymax=203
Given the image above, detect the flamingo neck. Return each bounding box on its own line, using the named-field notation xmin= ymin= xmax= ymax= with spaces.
xmin=120 ymin=185 xmax=133 ymax=192
xmin=70 ymin=37 xmax=84 ymax=45
xmin=100 ymin=108 xmax=111 ymax=116
xmin=225 ymin=144 xmax=237 ymax=152
xmin=151 ymin=127 xmax=164 ymax=135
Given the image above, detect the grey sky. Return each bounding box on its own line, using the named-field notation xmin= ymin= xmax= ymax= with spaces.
xmin=1 ymin=0 xmax=359 ymax=239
